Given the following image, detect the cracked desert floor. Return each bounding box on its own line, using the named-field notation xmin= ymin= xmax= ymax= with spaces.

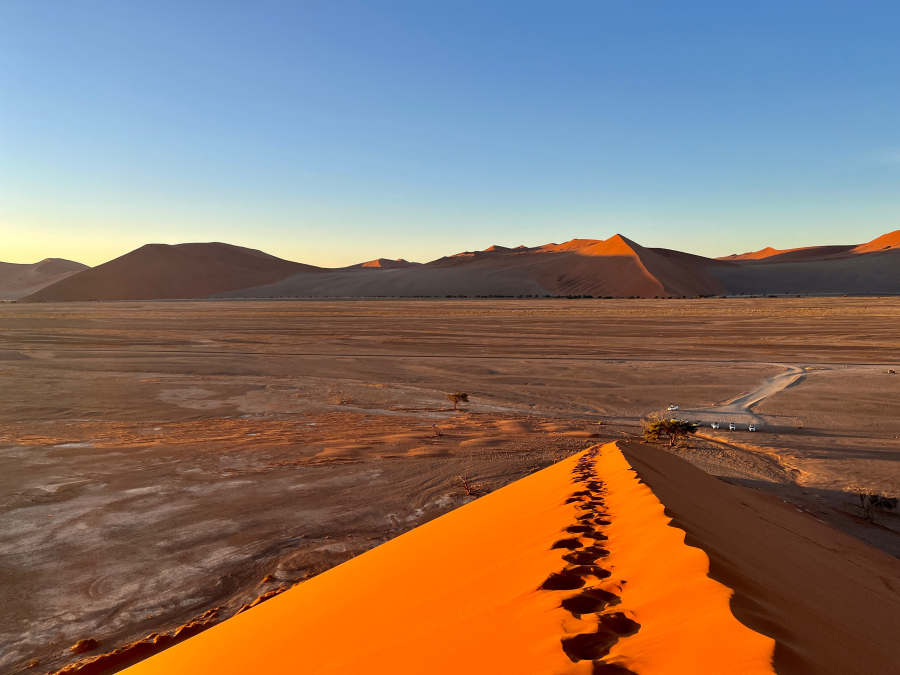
xmin=2 ymin=298 xmax=899 ymax=674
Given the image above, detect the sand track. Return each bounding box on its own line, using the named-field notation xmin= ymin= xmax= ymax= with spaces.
xmin=679 ymin=365 xmax=804 ymax=424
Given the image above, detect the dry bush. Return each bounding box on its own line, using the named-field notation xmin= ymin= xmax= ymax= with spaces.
xmin=453 ymin=467 xmax=489 ymax=497
xmin=447 ymin=392 xmax=469 ymax=411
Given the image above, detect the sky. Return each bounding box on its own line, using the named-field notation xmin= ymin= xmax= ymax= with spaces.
xmin=1 ymin=1 xmax=898 ymax=267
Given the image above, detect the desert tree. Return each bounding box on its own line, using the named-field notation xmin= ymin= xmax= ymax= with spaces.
xmin=642 ymin=415 xmax=699 ymax=447
xmin=447 ymin=392 xmax=469 ymax=411
xmin=843 ymin=482 xmax=899 ymax=521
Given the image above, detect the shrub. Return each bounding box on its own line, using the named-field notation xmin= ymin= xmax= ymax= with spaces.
xmin=447 ymin=392 xmax=469 ymax=411
xmin=843 ymin=482 xmax=899 ymax=521
xmin=642 ymin=416 xmax=699 ymax=447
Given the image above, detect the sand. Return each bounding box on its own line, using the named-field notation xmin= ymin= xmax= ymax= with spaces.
xmin=117 ymin=444 xmax=776 ymax=675
xmin=20 ymin=243 xmax=316 ymax=302
xmin=18 ymin=230 xmax=900 ymax=301
xmin=2 ymin=298 xmax=899 ymax=673
xmin=0 ymin=259 xmax=88 ymax=301
xmin=622 ymin=442 xmax=900 ymax=674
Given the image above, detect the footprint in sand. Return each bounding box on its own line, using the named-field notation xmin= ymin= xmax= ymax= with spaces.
xmin=538 ymin=446 xmax=640 ymax=675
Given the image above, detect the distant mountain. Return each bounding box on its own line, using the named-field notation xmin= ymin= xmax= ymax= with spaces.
xmin=21 ymin=243 xmax=318 ymax=302
xmin=18 ymin=229 xmax=900 ymax=302
xmin=0 ymin=258 xmax=89 ymax=300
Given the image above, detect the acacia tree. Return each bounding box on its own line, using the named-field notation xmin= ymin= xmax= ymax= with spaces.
xmin=843 ymin=482 xmax=899 ymax=521
xmin=447 ymin=392 xmax=469 ymax=411
xmin=643 ymin=417 xmax=699 ymax=447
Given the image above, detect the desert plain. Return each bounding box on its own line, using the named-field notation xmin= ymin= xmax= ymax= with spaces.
xmin=2 ymin=297 xmax=900 ymax=674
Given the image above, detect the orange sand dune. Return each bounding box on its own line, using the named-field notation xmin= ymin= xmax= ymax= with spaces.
xmin=621 ymin=442 xmax=900 ymax=675
xmin=850 ymin=228 xmax=900 ymax=254
xmin=350 ymin=258 xmax=421 ymax=269
xmin=120 ymin=443 xmax=774 ymax=675
xmin=21 ymin=243 xmax=316 ymax=302
xmin=718 ymin=229 xmax=900 ymax=262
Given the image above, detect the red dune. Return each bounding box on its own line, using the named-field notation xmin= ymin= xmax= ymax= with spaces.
xmin=0 ymin=258 xmax=88 ymax=300
xmin=718 ymin=246 xmax=790 ymax=260
xmin=351 ymin=258 xmax=420 ymax=269
xmin=717 ymin=245 xmax=856 ymax=263
xmin=850 ymin=228 xmax=900 ymax=254
xmin=119 ymin=443 xmax=783 ymax=675
xmin=21 ymin=228 xmax=900 ymax=302
xmin=420 ymin=234 xmax=725 ymax=298
xmin=20 ymin=243 xmax=317 ymax=302
xmin=718 ymin=229 xmax=900 ymax=263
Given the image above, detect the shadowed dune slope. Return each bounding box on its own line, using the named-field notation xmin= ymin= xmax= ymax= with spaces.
xmin=0 ymin=258 xmax=88 ymax=301
xmin=717 ymin=229 xmax=900 ymax=264
xmin=20 ymin=243 xmax=317 ymax=302
xmin=120 ymin=443 xmax=775 ymax=675
xmin=620 ymin=441 xmax=900 ymax=675
xmin=708 ymin=248 xmax=900 ymax=295
xmin=717 ymin=245 xmax=856 ymax=263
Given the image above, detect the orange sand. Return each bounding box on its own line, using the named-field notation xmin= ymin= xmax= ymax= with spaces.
xmin=121 ymin=443 xmax=774 ymax=674
xmin=594 ymin=445 xmax=775 ymax=672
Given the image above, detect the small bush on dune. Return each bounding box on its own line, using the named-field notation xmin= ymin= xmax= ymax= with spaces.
xmin=453 ymin=467 xmax=489 ymax=497
xmin=447 ymin=392 xmax=469 ymax=411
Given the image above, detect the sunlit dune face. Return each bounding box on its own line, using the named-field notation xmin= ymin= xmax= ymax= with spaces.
xmin=118 ymin=443 xmax=773 ymax=675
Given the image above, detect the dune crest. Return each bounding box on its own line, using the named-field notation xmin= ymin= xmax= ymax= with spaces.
xmin=118 ymin=443 xmax=773 ymax=675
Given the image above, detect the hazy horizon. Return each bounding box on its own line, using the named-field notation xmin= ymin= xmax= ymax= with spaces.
xmin=3 ymin=1 xmax=898 ymax=267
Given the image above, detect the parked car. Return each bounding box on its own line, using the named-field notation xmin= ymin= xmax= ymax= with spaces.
xmin=748 ymin=424 xmax=757 ymax=431
xmin=710 ymin=422 xmax=720 ymax=429
xmin=728 ymin=422 xmax=736 ymax=431
xmin=667 ymin=404 xmax=679 ymax=411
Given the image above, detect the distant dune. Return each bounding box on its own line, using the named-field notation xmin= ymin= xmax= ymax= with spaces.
xmin=0 ymin=258 xmax=88 ymax=301
xmin=19 ymin=229 xmax=900 ymax=302
xmin=20 ymin=243 xmax=318 ymax=302
xmin=218 ymin=234 xmax=728 ymax=299
xmin=116 ymin=443 xmax=900 ymax=675
xmin=709 ymin=229 xmax=900 ymax=295
xmin=348 ymin=258 xmax=421 ymax=269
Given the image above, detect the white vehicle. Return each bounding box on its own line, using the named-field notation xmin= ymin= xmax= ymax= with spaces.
xmin=711 ymin=422 xmax=720 ymax=429
xmin=728 ymin=422 xmax=736 ymax=431
xmin=667 ymin=404 xmax=679 ymax=411
xmin=748 ymin=424 xmax=757 ymax=432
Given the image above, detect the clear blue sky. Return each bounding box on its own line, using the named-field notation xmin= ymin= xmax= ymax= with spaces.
xmin=2 ymin=1 xmax=898 ymax=266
